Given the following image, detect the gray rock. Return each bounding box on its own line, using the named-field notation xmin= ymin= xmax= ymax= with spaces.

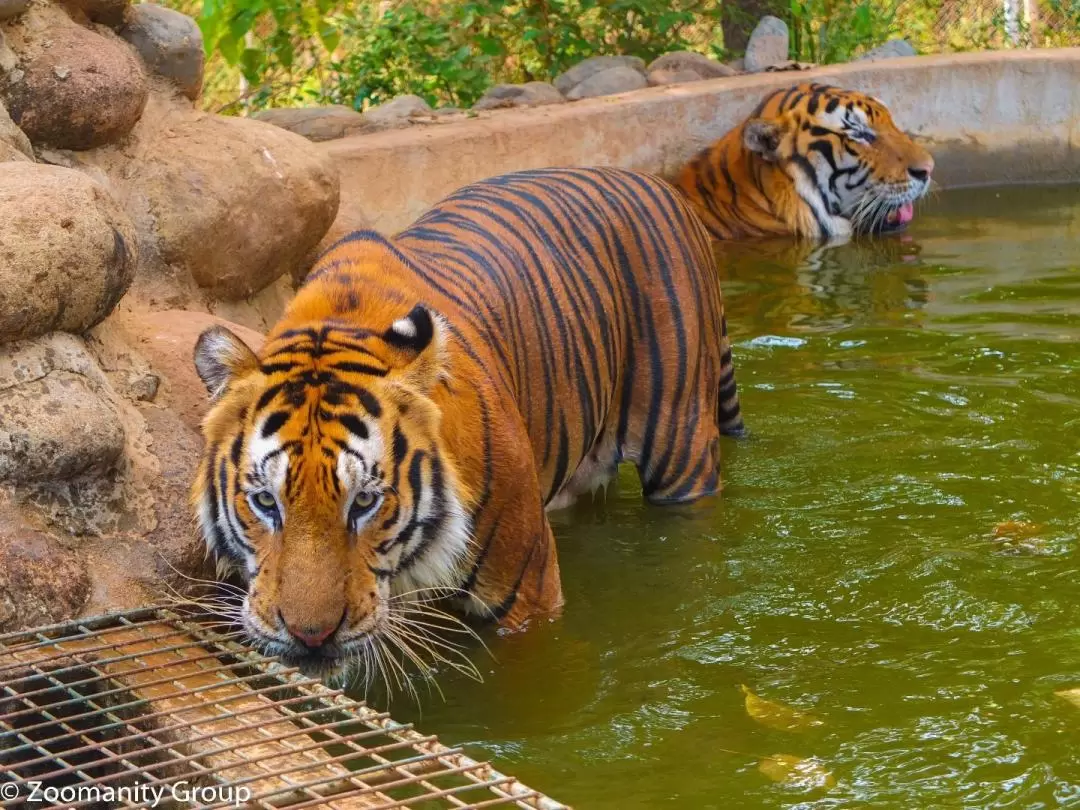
xmin=554 ymin=55 xmax=645 ymax=96
xmin=119 ymin=4 xmax=204 ymax=101
xmin=254 ymin=105 xmax=368 ymax=142
xmin=0 ymin=164 xmax=137 ymax=342
xmin=646 ymin=51 xmax=737 ymax=86
xmin=856 ymin=39 xmax=917 ymax=62
xmin=473 ymin=81 xmax=564 ymax=111
xmin=0 ymin=0 xmax=29 ymax=22
xmin=0 ymin=333 xmax=125 ymax=483
xmin=361 ymin=94 xmax=432 ymax=130
xmin=57 ymin=0 xmax=130 ymax=27
xmin=0 ymin=100 xmax=32 ymax=162
xmin=566 ymin=65 xmax=648 ymax=100
xmin=745 ymin=15 xmax=789 ymax=73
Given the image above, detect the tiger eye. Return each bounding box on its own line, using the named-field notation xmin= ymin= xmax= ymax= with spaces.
xmin=353 ymin=491 xmax=377 ymax=510
xmin=254 ymin=491 xmax=276 ymax=508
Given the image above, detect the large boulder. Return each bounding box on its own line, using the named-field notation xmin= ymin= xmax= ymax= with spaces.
xmin=361 ymin=94 xmax=432 ymax=130
xmin=1 ymin=12 xmax=148 ymax=149
xmin=856 ymin=39 xmax=917 ymax=61
xmin=119 ymin=4 xmax=204 ymax=100
xmin=57 ymin=0 xmax=130 ymax=27
xmin=744 ymin=15 xmax=790 ymax=73
xmin=0 ymin=163 xmax=137 ymax=342
xmin=473 ymin=82 xmax=564 ymax=111
xmin=253 ymin=105 xmax=369 ymax=142
xmin=0 ymin=504 xmax=90 ymax=631
xmin=646 ymin=51 xmax=737 ymax=86
xmin=0 ymin=333 xmax=125 ymax=483
xmin=565 ymin=66 xmax=647 ymax=100
xmin=554 ymin=55 xmax=645 ymax=96
xmin=98 ymin=109 xmax=339 ymax=300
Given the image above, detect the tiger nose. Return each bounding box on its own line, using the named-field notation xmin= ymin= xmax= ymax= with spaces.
xmin=279 ymin=609 xmax=345 ymax=649
xmin=908 ymin=154 xmax=934 ymax=181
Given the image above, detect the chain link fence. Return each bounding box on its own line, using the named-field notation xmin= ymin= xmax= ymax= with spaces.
xmin=894 ymin=0 xmax=1080 ymax=51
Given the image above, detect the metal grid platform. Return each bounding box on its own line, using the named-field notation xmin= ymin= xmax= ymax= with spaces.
xmin=0 ymin=607 xmax=568 ymax=809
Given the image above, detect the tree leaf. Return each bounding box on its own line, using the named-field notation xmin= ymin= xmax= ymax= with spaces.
xmin=740 ymin=684 xmax=824 ymax=732
xmin=758 ymin=754 xmax=836 ymax=790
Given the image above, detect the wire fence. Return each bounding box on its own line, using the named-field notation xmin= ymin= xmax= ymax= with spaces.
xmin=894 ymin=0 xmax=1080 ymax=52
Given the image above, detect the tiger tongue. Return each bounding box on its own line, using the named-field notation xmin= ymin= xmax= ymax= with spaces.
xmin=887 ymin=203 xmax=915 ymax=225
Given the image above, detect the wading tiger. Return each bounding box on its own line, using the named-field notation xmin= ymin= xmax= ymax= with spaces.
xmin=676 ymin=82 xmax=935 ymax=242
xmin=192 ymin=167 xmax=745 ymax=680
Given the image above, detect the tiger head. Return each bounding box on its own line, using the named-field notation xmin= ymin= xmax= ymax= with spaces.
xmin=743 ymin=83 xmax=934 ymax=236
xmin=191 ymin=300 xmax=473 ymax=679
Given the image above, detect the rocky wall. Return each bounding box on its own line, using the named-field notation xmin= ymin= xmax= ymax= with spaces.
xmin=0 ymin=0 xmax=338 ymax=629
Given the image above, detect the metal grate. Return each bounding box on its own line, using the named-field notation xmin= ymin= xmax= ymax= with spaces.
xmin=0 ymin=607 xmax=568 ymax=810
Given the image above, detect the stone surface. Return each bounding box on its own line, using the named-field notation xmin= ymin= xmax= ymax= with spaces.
xmin=857 ymin=39 xmax=917 ymax=62
xmin=119 ymin=3 xmax=204 ymax=100
xmin=0 ymin=333 xmax=125 ymax=483
xmin=565 ymin=66 xmax=648 ymax=100
xmin=0 ymin=100 xmax=32 ymax=160
xmin=0 ymin=0 xmax=29 ymax=22
xmin=100 ymin=109 xmax=339 ymax=300
xmin=646 ymin=51 xmax=737 ymax=86
xmin=253 ymin=105 xmax=369 ymax=142
xmin=0 ymin=163 xmax=137 ymax=342
xmin=57 ymin=0 xmax=130 ymax=26
xmin=744 ymin=15 xmax=790 ymax=73
xmin=554 ymin=55 xmax=646 ymax=96
xmin=2 ymin=18 xmax=148 ymax=149
xmin=0 ymin=504 xmax=89 ymax=631
xmin=473 ymin=82 xmax=565 ymax=111
xmin=362 ymin=94 xmax=432 ymax=130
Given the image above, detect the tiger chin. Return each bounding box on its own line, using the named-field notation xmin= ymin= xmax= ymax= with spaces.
xmin=190 ymin=167 xmax=745 ymax=685
xmin=676 ymin=82 xmax=935 ymax=242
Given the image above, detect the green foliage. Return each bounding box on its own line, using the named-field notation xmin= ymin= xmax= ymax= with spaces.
xmin=788 ymin=0 xmax=900 ymax=63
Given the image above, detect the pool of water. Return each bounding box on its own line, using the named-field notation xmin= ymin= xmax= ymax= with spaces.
xmin=381 ymin=185 xmax=1080 ymax=808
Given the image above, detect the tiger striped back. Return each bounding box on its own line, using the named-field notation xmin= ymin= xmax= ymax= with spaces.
xmin=191 ymin=167 xmax=743 ymax=680
xmin=676 ymin=82 xmax=935 ymax=241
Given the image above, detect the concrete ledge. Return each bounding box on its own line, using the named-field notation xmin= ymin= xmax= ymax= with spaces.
xmin=322 ymin=49 xmax=1080 ymax=236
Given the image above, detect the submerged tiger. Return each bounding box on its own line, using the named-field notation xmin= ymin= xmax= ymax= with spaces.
xmin=192 ymin=167 xmax=744 ymax=678
xmin=676 ymin=82 xmax=935 ymax=241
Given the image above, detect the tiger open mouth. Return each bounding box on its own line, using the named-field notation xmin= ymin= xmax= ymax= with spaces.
xmin=876 ymin=202 xmax=915 ymax=234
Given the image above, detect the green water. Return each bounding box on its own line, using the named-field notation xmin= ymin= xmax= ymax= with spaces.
xmin=387 ymin=185 xmax=1080 ymax=808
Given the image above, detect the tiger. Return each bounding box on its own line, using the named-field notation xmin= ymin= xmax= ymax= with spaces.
xmin=676 ymin=82 xmax=935 ymax=242
xmin=191 ymin=167 xmax=745 ymax=679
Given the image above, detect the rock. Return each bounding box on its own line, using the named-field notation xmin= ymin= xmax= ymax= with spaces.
xmin=112 ymin=309 xmax=264 ymax=432
xmin=646 ymin=51 xmax=737 ymax=86
xmin=102 ymin=111 xmax=339 ymax=300
xmin=565 ymin=66 xmax=648 ymax=100
xmin=361 ymin=94 xmax=432 ymax=130
xmin=2 ymin=19 xmax=148 ymax=149
xmin=0 ymin=333 xmax=125 ymax=483
xmin=744 ymin=15 xmax=790 ymax=73
xmin=472 ymin=82 xmax=564 ymax=111
xmin=0 ymin=100 xmax=32 ymax=162
xmin=0 ymin=164 xmax=137 ymax=342
xmin=253 ymin=105 xmax=369 ymax=142
xmin=0 ymin=505 xmax=89 ymax=631
xmin=727 ymin=58 xmax=745 ymax=72
xmin=856 ymin=39 xmax=917 ymax=61
xmin=0 ymin=0 xmax=29 ymax=22
xmin=554 ymin=55 xmax=645 ymax=96
xmin=57 ymin=0 xmax=130 ymax=27
xmin=119 ymin=4 xmax=204 ymax=101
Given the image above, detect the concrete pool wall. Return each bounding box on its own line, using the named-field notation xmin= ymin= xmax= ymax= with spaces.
xmin=322 ymin=49 xmax=1080 ymax=237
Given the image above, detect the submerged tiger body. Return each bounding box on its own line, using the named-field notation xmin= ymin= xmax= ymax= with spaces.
xmin=676 ymin=82 xmax=935 ymax=242
xmin=192 ymin=167 xmax=744 ymax=678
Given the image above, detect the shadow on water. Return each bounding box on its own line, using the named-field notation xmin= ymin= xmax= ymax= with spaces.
xmin=348 ymin=185 xmax=1080 ymax=809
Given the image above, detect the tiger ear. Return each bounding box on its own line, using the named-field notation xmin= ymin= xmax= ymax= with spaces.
xmin=194 ymin=326 xmax=260 ymax=400
xmin=382 ymin=304 xmax=449 ymax=392
xmin=743 ymin=118 xmax=787 ymax=162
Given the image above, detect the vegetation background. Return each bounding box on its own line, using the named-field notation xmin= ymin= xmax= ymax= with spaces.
xmin=162 ymin=0 xmax=1080 ymax=114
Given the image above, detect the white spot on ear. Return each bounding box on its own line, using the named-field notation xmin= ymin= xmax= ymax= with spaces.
xmin=390 ymin=317 xmax=418 ymax=340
